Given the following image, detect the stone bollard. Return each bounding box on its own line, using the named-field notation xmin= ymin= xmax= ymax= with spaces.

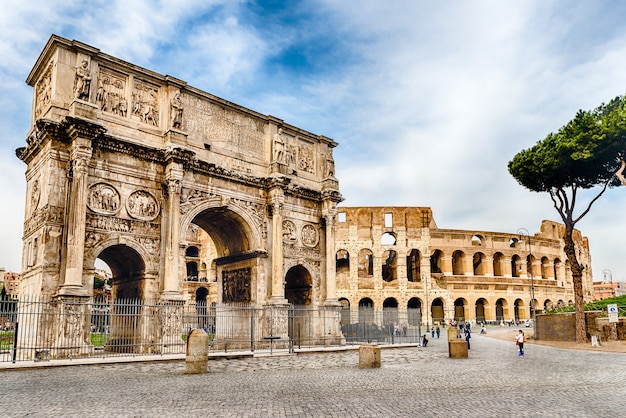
xmin=185 ymin=329 xmax=209 ymax=374
xmin=448 ymin=340 xmax=468 ymax=358
xmin=358 ymin=344 xmax=381 ymax=368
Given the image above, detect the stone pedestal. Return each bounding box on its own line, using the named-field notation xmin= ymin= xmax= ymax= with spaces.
xmin=448 ymin=340 xmax=468 ymax=358
xmin=185 ymin=329 xmax=209 ymax=374
xmin=358 ymin=344 xmax=381 ymax=368
xmin=448 ymin=326 xmax=460 ymax=340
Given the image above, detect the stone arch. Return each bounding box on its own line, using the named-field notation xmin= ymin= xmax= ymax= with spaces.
xmin=475 ymin=298 xmax=488 ymax=323
xmin=454 ymin=298 xmax=467 ymax=321
xmin=511 ymin=254 xmax=521 ymax=277
xmin=553 ymin=258 xmax=562 ymax=281
xmin=493 ymin=252 xmax=504 ymax=277
xmin=495 ymin=298 xmax=507 ymax=323
xmin=406 ymin=249 xmax=421 ymax=282
xmin=430 ymin=249 xmax=443 ymax=274
xmin=358 ymin=297 xmax=375 ymax=323
xmin=514 ymin=298 xmax=525 ymax=321
xmin=473 ymin=252 xmax=486 ymax=276
xmin=407 ymin=297 xmax=421 ymax=326
xmin=339 ymin=297 xmax=351 ymax=325
xmin=382 ymin=249 xmax=397 ymax=282
xmin=541 ymin=256 xmax=550 ymax=279
xmin=452 ymin=250 xmax=465 ymax=275
xmin=431 ymin=297 xmax=444 ymax=324
xmin=284 ymin=265 xmax=312 ymax=306
xmin=95 ymin=244 xmax=147 ymax=301
xmin=180 ymin=201 xmax=262 ymax=256
xmin=382 ymin=297 xmax=399 ymax=328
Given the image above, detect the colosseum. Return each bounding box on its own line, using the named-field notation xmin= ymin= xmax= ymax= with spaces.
xmin=184 ymin=205 xmax=593 ymax=328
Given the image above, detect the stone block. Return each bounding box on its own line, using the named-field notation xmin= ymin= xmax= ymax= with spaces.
xmin=358 ymin=344 xmax=381 ymax=368
xmin=448 ymin=340 xmax=468 ymax=358
xmin=185 ymin=329 xmax=209 ymax=374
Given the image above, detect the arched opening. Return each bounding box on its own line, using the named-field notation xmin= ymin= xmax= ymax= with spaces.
xmin=285 ymin=265 xmax=312 ymax=306
xmin=195 ymin=287 xmax=211 ymax=331
xmin=493 ymin=252 xmax=504 ymax=277
xmin=383 ymin=298 xmax=399 ymax=335
xmin=514 ymin=298 xmax=525 ymax=321
xmin=407 ymin=297 xmax=421 ymax=326
xmin=475 ymin=298 xmax=488 ymax=324
xmin=430 ymin=249 xmax=443 ymax=274
xmin=431 ymin=298 xmax=444 ymax=325
xmin=382 ymin=249 xmax=397 ymax=282
xmin=541 ymin=257 xmax=550 ymax=279
xmin=511 ymin=254 xmax=521 ymax=278
xmin=406 ymin=249 xmax=421 ymax=282
xmin=336 ymin=249 xmax=350 ymax=290
xmin=473 ymin=252 xmax=486 ymax=276
xmin=358 ymin=249 xmax=374 ymax=289
xmin=358 ymin=298 xmax=374 ymax=323
xmin=452 ymin=250 xmax=464 ymax=275
xmin=381 ymin=232 xmax=396 ymax=245
xmin=454 ymin=298 xmax=466 ymax=321
xmin=495 ymin=298 xmax=507 ymax=323
xmin=95 ymin=244 xmax=147 ymax=353
xmin=553 ymin=258 xmax=562 ymax=281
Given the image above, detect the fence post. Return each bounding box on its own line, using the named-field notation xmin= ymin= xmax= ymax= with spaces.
xmin=250 ymin=306 xmax=255 ymax=352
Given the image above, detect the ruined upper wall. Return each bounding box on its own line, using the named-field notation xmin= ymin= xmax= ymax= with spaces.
xmin=24 ymin=35 xmax=338 ymax=188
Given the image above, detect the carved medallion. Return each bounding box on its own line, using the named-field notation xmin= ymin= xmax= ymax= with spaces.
xmin=127 ymin=190 xmax=160 ymax=220
xmin=87 ymin=183 xmax=121 ymax=215
xmin=301 ymin=224 xmax=319 ymax=248
xmin=282 ymin=220 xmax=297 ymax=244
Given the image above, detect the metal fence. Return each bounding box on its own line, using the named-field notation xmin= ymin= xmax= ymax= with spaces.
xmin=0 ymin=297 xmax=423 ymax=363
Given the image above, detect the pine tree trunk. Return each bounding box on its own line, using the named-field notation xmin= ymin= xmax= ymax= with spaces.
xmin=563 ymin=227 xmax=586 ymax=343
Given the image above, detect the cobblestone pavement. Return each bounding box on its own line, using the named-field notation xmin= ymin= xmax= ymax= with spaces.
xmin=1 ymin=332 xmax=625 ymax=417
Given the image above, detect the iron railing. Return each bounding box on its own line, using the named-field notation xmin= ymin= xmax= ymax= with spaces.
xmin=0 ymin=297 xmax=423 ymax=363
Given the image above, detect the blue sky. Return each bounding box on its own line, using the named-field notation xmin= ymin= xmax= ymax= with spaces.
xmin=2 ymin=1 xmax=626 ymax=283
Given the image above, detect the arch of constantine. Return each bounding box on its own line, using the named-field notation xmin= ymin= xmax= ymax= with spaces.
xmin=16 ymin=35 xmax=343 ymax=356
xmin=14 ymin=36 xmax=593 ymax=359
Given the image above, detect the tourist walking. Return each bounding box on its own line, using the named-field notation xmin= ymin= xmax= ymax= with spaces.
xmin=436 ymin=326 xmax=440 ymax=338
xmin=465 ymin=326 xmax=471 ymax=349
xmin=431 ymin=327 xmax=435 ymax=338
xmin=515 ymin=329 xmax=525 ymax=357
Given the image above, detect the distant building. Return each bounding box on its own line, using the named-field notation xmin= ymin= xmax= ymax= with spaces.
xmin=2 ymin=272 xmax=21 ymax=300
xmin=593 ymin=281 xmax=626 ymax=300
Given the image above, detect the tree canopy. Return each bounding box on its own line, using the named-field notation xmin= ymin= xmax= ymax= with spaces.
xmin=508 ymin=94 xmax=626 ymax=343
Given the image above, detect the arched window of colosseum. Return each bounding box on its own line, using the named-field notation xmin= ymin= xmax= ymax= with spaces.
xmin=430 ymin=250 xmax=443 ymax=274
xmin=358 ymin=249 xmax=374 ymax=277
xmin=339 ymin=298 xmax=351 ymax=325
xmin=544 ymin=299 xmax=553 ymax=311
xmin=336 ymin=249 xmax=350 ymax=289
xmin=475 ymin=298 xmax=488 ymax=323
xmin=407 ymin=297 xmax=421 ymax=326
xmin=511 ymin=254 xmax=521 ymax=277
xmin=454 ymin=298 xmax=466 ymax=321
xmin=473 ymin=252 xmax=486 ymax=275
xmin=431 ymin=298 xmax=444 ymax=324
xmin=541 ymin=257 xmax=550 ymax=279
xmin=381 ymin=232 xmax=396 ymax=245
xmin=495 ymin=298 xmax=506 ymax=323
xmin=553 ymin=258 xmax=561 ymax=281
xmin=493 ymin=252 xmax=503 ymax=276
xmin=382 ymin=250 xmax=397 ymax=282
xmin=186 ymin=261 xmax=198 ymax=281
xmin=513 ymin=298 xmax=524 ymax=321
xmin=358 ymin=298 xmax=374 ymax=323
xmin=509 ymin=237 xmax=519 ymax=248
xmin=452 ymin=250 xmax=465 ymax=275
xmin=471 ymin=235 xmax=483 ymax=246
xmin=383 ymin=298 xmax=399 ymax=328
xmin=407 ymin=249 xmax=421 ymax=282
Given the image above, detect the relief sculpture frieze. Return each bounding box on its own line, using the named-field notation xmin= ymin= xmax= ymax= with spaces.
xmin=132 ymin=79 xmax=159 ymax=126
xmin=86 ymin=213 xmax=160 ymax=236
xmin=35 ymin=63 xmax=52 ymax=118
xmin=127 ymin=190 xmax=160 ymax=221
xmin=87 ymin=183 xmax=121 ymax=215
xmin=96 ymin=68 xmax=128 ymax=116
xmin=301 ymin=224 xmax=319 ymax=248
xmin=222 ymin=268 xmax=251 ymax=303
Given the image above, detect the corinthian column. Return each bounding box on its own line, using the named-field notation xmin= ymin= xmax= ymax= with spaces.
xmin=323 ymin=212 xmax=338 ymax=302
xmin=59 ymin=142 xmax=92 ymax=294
xmin=162 ymin=169 xmax=183 ymax=300
xmin=270 ymin=199 xmax=287 ymax=303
